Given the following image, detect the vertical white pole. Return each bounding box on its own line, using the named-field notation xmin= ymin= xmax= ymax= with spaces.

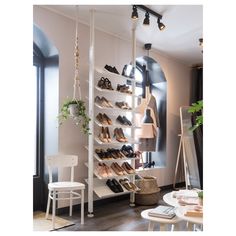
xmin=88 ymin=9 xmax=95 ymax=217
xmin=130 ymin=26 xmax=136 ymax=207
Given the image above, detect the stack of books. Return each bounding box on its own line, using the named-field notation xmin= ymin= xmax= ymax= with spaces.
xmin=148 ymin=205 xmax=176 ymax=219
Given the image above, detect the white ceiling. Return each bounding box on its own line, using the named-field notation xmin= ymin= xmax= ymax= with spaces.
xmin=43 ymin=5 xmax=203 ymax=66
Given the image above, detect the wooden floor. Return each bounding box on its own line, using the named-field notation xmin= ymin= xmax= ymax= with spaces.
xmin=56 ymin=189 xmax=172 ymax=231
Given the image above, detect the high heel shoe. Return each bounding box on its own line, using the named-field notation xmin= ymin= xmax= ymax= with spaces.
xmin=98 ymin=127 xmax=108 ymax=143
xmin=144 ymin=161 xmax=155 ymax=168
xmin=114 ymin=128 xmax=125 ymax=142
xmin=104 ymin=127 xmax=111 ymax=142
xmin=118 ymin=128 xmax=128 ymax=142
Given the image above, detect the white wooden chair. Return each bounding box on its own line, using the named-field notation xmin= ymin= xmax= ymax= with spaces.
xmin=45 ymin=155 xmax=85 ymax=229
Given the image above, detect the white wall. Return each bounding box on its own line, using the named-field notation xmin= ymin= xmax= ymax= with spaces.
xmin=34 ymin=6 xmax=191 ymax=206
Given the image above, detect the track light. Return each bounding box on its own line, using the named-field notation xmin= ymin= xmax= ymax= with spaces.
xmin=143 ymin=11 xmax=150 ymax=25
xmin=131 ymin=5 xmax=166 ymax=31
xmin=199 ymin=38 xmax=203 ymax=47
xmin=131 ymin=5 xmax=138 ymax=20
xmin=157 ymin=18 xmax=165 ymax=31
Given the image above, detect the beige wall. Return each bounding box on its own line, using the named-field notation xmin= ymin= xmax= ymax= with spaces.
xmin=34 ymin=6 xmax=191 ymax=206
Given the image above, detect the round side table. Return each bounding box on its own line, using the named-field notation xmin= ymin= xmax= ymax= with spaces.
xmin=141 ymin=209 xmax=182 ymax=231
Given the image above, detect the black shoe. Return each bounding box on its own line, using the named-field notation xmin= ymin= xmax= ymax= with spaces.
xmin=122 ymin=116 xmax=132 ymax=126
xmin=104 ymin=64 xmax=113 ymax=73
xmin=112 ymin=179 xmax=124 ymax=192
xmin=106 ymin=179 xmax=119 ymax=193
xmin=112 ymin=66 xmax=120 ymax=74
xmin=116 ymin=115 xmax=125 ymax=125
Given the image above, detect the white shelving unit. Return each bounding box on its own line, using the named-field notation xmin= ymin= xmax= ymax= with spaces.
xmin=87 ymin=10 xmax=139 ymax=216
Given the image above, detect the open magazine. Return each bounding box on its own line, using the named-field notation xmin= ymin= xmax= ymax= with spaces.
xmin=148 ymin=205 xmax=176 ymax=219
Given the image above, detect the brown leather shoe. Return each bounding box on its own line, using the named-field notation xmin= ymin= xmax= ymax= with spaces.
xmin=121 ymin=162 xmax=135 ymax=174
xmin=103 ymin=113 xmax=112 ymax=125
xmin=111 ymin=162 xmax=123 ymax=175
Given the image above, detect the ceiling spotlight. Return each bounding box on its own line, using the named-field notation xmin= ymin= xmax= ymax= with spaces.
xmin=131 ymin=5 xmax=138 ymax=20
xmin=157 ymin=18 xmax=165 ymax=31
xmin=199 ymin=38 xmax=203 ymax=47
xmin=143 ymin=11 xmax=150 ymax=25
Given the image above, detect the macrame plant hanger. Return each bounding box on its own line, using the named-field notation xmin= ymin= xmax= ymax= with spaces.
xmin=73 ymin=5 xmax=82 ymax=101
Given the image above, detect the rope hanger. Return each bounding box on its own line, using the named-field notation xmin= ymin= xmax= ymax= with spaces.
xmin=73 ymin=5 xmax=82 ymax=100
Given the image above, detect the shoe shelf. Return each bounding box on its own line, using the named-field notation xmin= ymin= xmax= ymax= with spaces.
xmin=93 ymin=152 xmax=139 ymax=163
xmin=94 ymin=116 xmax=141 ymax=129
xmin=94 ymin=136 xmax=139 ymax=145
xmin=95 ymin=67 xmax=139 ymax=83
xmin=94 ymin=85 xmax=138 ymax=98
xmin=85 ymin=162 xmax=136 ymax=180
xmin=94 ymin=102 xmax=135 ymax=112
xmin=85 ymin=178 xmax=131 ymax=199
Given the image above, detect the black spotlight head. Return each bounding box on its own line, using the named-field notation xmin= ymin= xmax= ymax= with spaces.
xmin=143 ymin=11 xmax=150 ymax=25
xmin=199 ymin=38 xmax=203 ymax=47
xmin=144 ymin=43 xmax=152 ymax=50
xmin=131 ymin=5 xmax=138 ymax=20
xmin=157 ymin=18 xmax=165 ymax=31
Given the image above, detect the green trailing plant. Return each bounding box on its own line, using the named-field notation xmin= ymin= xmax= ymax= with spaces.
xmin=58 ymin=99 xmax=91 ymax=135
xmin=188 ymin=100 xmax=203 ymax=131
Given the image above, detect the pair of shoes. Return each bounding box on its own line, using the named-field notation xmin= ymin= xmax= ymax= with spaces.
xmin=95 ymin=149 xmax=113 ymax=160
xmin=106 ymin=179 xmax=123 ymax=193
xmin=121 ymin=162 xmax=135 ymax=174
xmin=104 ymin=65 xmax=120 ymax=75
xmin=107 ymin=148 xmax=125 ymax=159
xmin=117 ymin=84 xmax=132 ymax=94
xmin=96 ymin=113 xmax=112 ymax=125
xmin=116 ymin=115 xmax=132 ymax=126
xmin=114 ymin=128 xmax=128 ymax=142
xmin=111 ymin=162 xmax=126 ymax=175
xmin=96 ymin=163 xmax=113 ymax=178
xmin=119 ymin=178 xmax=140 ymax=192
xmin=121 ymin=145 xmax=136 ymax=158
xmin=122 ymin=64 xmax=135 ymax=78
xmin=115 ymin=101 xmax=131 ymax=110
xmin=144 ymin=161 xmax=155 ymax=168
xmin=97 ymin=77 xmax=114 ymax=90
xmin=94 ymin=96 xmax=113 ymax=108
xmin=98 ymin=127 xmax=112 ymax=143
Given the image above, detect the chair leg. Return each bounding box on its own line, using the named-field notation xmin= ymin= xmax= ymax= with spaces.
xmin=69 ymin=191 xmax=73 ymax=216
xmin=81 ymin=189 xmax=84 ymax=225
xmin=148 ymin=221 xmax=155 ymax=231
xmin=45 ymin=192 xmax=51 ymax=219
xmin=52 ymin=190 xmax=56 ymax=230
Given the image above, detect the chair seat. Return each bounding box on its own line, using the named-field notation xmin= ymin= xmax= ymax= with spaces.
xmin=48 ymin=181 xmax=85 ymax=191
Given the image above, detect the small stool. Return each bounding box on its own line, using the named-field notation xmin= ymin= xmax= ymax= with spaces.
xmin=141 ymin=209 xmax=182 ymax=231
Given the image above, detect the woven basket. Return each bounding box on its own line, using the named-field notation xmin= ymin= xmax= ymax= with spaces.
xmin=135 ymin=176 xmax=160 ymax=205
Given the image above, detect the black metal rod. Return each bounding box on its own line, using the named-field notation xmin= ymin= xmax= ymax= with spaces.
xmin=136 ymin=5 xmax=162 ymax=20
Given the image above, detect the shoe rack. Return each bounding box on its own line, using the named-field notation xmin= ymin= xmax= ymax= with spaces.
xmin=87 ymin=11 xmax=140 ymax=217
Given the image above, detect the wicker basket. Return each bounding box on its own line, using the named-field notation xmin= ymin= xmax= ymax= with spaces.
xmin=135 ymin=176 xmax=160 ymax=205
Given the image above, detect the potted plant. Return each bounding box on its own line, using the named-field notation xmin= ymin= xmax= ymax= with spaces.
xmin=58 ymin=98 xmax=91 ymax=134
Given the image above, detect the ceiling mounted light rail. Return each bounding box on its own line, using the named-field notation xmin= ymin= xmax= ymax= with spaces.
xmin=131 ymin=5 xmax=166 ymax=30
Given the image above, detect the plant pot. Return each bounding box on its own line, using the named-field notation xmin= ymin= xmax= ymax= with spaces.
xmin=69 ymin=104 xmax=79 ymax=117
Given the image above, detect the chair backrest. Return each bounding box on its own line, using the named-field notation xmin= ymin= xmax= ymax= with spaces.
xmin=46 ymin=155 xmax=78 ymax=183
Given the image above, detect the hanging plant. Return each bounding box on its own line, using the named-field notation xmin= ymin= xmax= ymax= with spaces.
xmin=58 ymin=98 xmax=90 ymax=135
xmin=58 ymin=7 xmax=90 ymax=135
